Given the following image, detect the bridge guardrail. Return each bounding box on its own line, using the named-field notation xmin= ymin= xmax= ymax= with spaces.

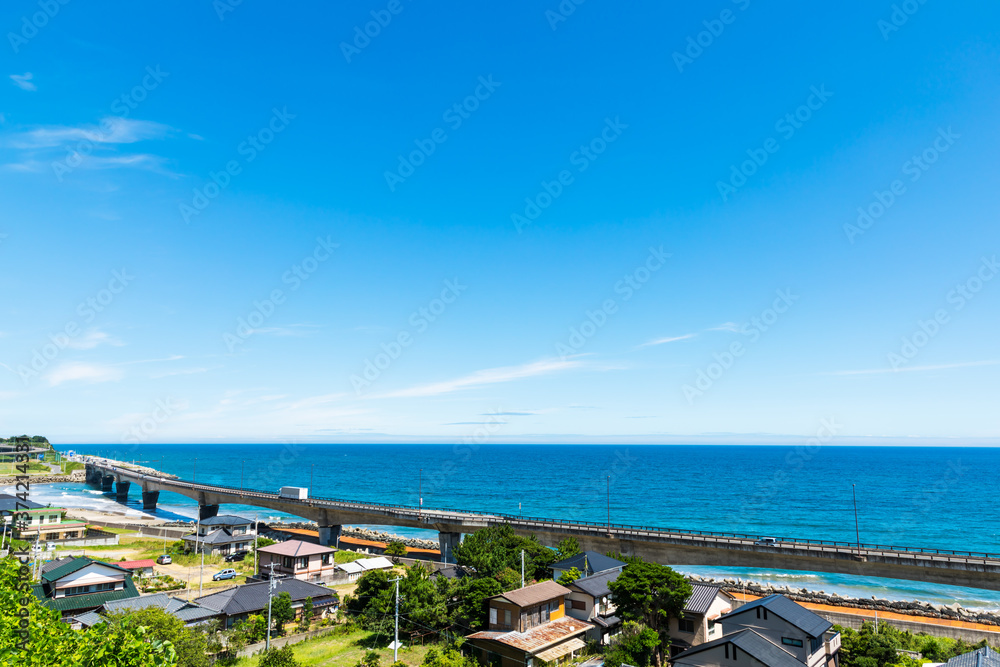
xmin=90 ymin=463 xmax=1000 ymax=561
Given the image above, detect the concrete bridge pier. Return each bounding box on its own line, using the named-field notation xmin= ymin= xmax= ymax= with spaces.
xmin=85 ymin=465 xmax=101 ymax=485
xmin=439 ymin=532 xmax=461 ymax=564
xmin=115 ymin=480 xmax=131 ymax=502
xmin=142 ymin=490 xmax=160 ymax=511
xmin=199 ymin=504 xmax=219 ymax=520
xmin=101 ymin=475 xmax=115 ymax=492
xmin=319 ymin=525 xmax=342 ymax=548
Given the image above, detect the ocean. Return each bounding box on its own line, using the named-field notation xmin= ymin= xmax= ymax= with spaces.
xmin=13 ymin=444 xmax=1000 ymax=610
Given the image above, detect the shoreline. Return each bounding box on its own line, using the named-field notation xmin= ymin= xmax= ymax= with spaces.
xmin=17 ymin=477 xmax=1000 ymax=615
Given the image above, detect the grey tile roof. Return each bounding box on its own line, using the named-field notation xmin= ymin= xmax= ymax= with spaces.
xmin=550 ymin=551 xmax=625 ymax=576
xmin=41 ymin=556 xmax=76 ymax=575
xmin=570 ymin=569 xmax=620 ymax=598
xmin=194 ymin=578 xmax=337 ymax=616
xmin=72 ymin=611 xmax=103 ymax=627
xmin=946 ymin=648 xmax=1000 ymax=667
xmin=199 ymin=515 xmax=252 ymax=527
xmin=723 ymin=594 xmax=832 ymax=638
xmin=684 ymin=584 xmax=723 ymax=615
xmin=102 ymin=593 xmax=220 ymax=624
xmin=182 ymin=528 xmax=253 ymax=546
xmin=673 ymin=629 xmax=803 ymax=667
xmin=74 ymin=594 xmax=219 ymax=627
xmin=432 ymin=565 xmax=472 ymax=580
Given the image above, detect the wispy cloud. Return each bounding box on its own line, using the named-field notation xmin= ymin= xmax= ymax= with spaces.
xmin=376 ymin=357 xmax=586 ymax=399
xmin=708 ymin=322 xmax=741 ymax=332
xmin=10 ymin=73 xmax=36 ymax=91
xmin=636 ymin=333 xmax=697 ymax=348
xmin=150 ymin=367 xmax=213 ymax=379
xmin=827 ymin=360 xmax=999 ymax=376
xmin=45 ymin=362 xmax=124 ymax=386
xmin=9 ymin=118 xmax=172 ymax=149
xmin=482 ymin=411 xmax=536 ymax=416
xmin=118 ymin=355 xmax=185 ymax=366
xmin=66 ymin=329 xmax=124 ymax=350
xmin=250 ymin=325 xmax=320 ymax=337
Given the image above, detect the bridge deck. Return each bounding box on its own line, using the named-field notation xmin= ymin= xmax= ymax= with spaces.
xmin=88 ymin=461 xmax=1000 ymax=569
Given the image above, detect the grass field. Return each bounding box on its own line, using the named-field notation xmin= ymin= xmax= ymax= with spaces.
xmin=230 ymin=627 xmax=438 ymax=667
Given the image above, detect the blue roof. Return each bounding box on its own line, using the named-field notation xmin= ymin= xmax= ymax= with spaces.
xmin=946 ymin=648 xmax=1000 ymax=667
xmin=199 ymin=515 xmax=252 ymax=526
xmin=722 ymin=595 xmax=832 ymax=638
xmin=550 ymin=551 xmax=625 ymax=576
xmin=673 ymin=629 xmax=803 ymax=667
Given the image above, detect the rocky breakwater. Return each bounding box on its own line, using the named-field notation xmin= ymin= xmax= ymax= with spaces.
xmin=690 ymin=575 xmax=1000 ymax=627
xmin=264 ymin=521 xmax=439 ymax=550
xmin=0 ymin=469 xmax=87 ymax=485
xmin=343 ymin=526 xmax=439 ymax=550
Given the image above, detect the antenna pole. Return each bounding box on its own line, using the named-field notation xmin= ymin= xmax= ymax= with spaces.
xmin=392 ymin=576 xmax=402 ymax=662
xmin=853 ymin=484 xmax=861 ymax=558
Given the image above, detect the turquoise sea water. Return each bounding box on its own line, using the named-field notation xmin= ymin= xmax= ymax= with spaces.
xmin=13 ymin=444 xmax=1000 ymax=610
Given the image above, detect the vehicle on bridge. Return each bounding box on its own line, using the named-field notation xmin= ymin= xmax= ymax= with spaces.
xmin=755 ymin=537 xmax=778 ymax=546
xmin=279 ymin=486 xmax=308 ymax=500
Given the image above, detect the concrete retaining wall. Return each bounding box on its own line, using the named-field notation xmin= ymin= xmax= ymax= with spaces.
xmin=817 ymin=609 xmax=1000 ymax=643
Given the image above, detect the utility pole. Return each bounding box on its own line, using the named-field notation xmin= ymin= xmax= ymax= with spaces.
xmin=853 ymin=484 xmax=861 ymax=558
xmin=606 ymin=475 xmax=611 ymax=536
xmin=254 ymin=512 xmax=259 ymax=575
xmin=199 ymin=548 xmax=205 ymax=596
xmin=266 ymin=562 xmax=278 ymax=650
xmin=392 ymin=576 xmax=402 ymax=662
xmin=520 ymin=550 xmax=525 ymax=588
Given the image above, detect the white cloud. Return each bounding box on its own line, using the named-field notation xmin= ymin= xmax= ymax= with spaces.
xmin=10 ymin=73 xmax=36 ymax=91
xmin=45 ymin=362 xmax=124 ymax=386
xmin=9 ymin=118 xmax=172 ymax=149
xmin=636 ymin=333 xmax=697 ymax=348
xmin=150 ymin=367 xmax=213 ymax=379
xmin=827 ymin=360 xmax=999 ymax=376
xmin=709 ymin=322 xmax=741 ymax=332
xmin=65 ymin=329 xmax=124 ymax=350
xmin=376 ymin=357 xmax=585 ymax=399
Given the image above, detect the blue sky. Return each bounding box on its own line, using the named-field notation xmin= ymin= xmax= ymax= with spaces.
xmin=1 ymin=1 xmax=998 ymax=444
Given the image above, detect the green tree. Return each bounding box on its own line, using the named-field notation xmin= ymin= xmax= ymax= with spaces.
xmin=422 ymin=645 xmax=477 ymax=667
xmin=298 ymin=597 xmax=314 ymax=632
xmin=259 ymin=645 xmax=301 ymax=667
xmin=608 ymin=561 xmax=692 ymax=667
xmin=556 ymin=566 xmax=582 ymax=586
xmin=226 ymin=614 xmax=267 ymax=654
xmin=385 ymin=541 xmax=408 ymax=559
xmin=346 ymin=569 xmax=394 ymax=628
xmin=0 ymin=556 xmax=177 ymax=666
xmin=271 ymin=592 xmax=296 ymax=636
xmin=836 ymin=622 xmax=922 ymax=667
xmin=452 ymin=577 xmax=503 ymax=630
xmin=555 ymin=537 xmax=581 ymax=561
xmin=357 ymin=649 xmax=382 ymax=667
xmin=454 ymin=524 xmax=555 ymax=583
xmin=604 ymin=621 xmax=661 ymax=667
xmin=106 ymin=607 xmax=209 ymax=667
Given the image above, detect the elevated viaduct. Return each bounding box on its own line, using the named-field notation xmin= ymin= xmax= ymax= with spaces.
xmin=85 ymin=461 xmax=1000 ymax=591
